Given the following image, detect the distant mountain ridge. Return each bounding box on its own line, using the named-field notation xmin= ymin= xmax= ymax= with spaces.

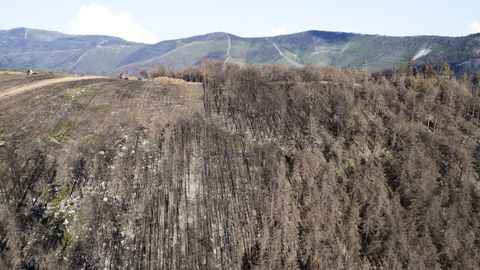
xmin=1 ymin=27 xmax=479 ymax=75
xmin=0 ymin=28 xmax=144 ymax=75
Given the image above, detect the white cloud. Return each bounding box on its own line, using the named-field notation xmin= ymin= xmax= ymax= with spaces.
xmin=266 ymin=27 xmax=288 ymax=36
xmin=470 ymin=21 xmax=480 ymax=33
xmin=67 ymin=3 xmax=156 ymax=43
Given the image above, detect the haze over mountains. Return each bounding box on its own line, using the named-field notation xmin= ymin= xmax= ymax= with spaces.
xmin=1 ymin=27 xmax=480 ymax=75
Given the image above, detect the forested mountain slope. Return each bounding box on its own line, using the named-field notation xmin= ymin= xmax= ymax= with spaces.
xmin=0 ymin=28 xmax=144 ymax=75
xmin=1 ymin=27 xmax=480 ymax=76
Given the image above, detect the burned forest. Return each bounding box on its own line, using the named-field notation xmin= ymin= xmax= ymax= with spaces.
xmin=1 ymin=62 xmax=480 ymax=269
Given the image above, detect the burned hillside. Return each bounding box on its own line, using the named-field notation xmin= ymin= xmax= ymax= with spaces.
xmin=1 ymin=63 xmax=480 ymax=269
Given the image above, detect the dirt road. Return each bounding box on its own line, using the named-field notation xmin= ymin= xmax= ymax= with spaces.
xmin=0 ymin=76 xmax=106 ymax=99
xmin=0 ymin=71 xmax=24 ymax=75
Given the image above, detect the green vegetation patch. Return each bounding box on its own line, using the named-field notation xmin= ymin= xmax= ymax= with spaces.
xmin=46 ymin=182 xmax=74 ymax=249
xmin=49 ymin=182 xmax=73 ymax=214
xmin=44 ymin=120 xmax=71 ymax=145
xmin=97 ymin=104 xmax=111 ymax=113
xmin=61 ymin=87 xmax=98 ymax=99
xmin=46 ymin=183 xmax=99 ymax=250
xmin=78 ymin=136 xmax=91 ymax=146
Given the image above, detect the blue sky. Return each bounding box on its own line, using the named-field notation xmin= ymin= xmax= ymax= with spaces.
xmin=1 ymin=0 xmax=479 ymax=43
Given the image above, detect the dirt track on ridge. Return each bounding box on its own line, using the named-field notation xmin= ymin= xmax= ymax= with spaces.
xmin=0 ymin=76 xmax=106 ymax=99
xmin=0 ymin=71 xmax=24 ymax=75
